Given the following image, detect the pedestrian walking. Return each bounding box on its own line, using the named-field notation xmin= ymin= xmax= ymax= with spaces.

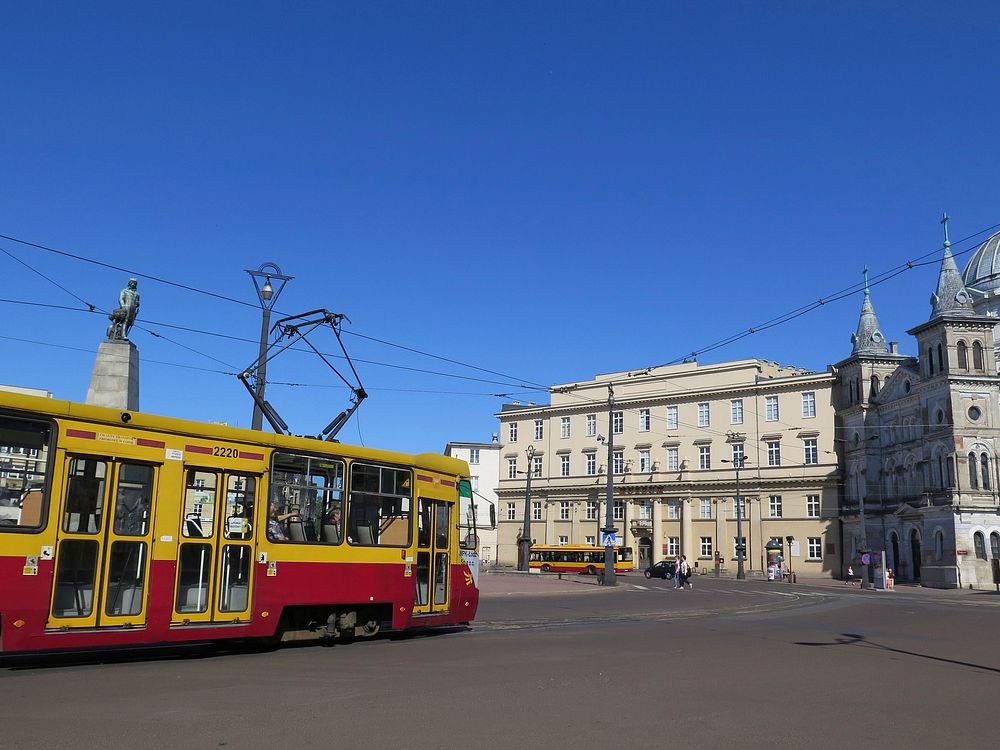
xmin=673 ymin=555 xmax=683 ymax=589
xmin=845 ymin=565 xmax=857 ymax=586
xmin=681 ymin=555 xmax=693 ymax=589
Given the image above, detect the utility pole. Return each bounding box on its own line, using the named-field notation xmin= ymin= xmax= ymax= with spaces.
xmin=517 ymin=445 xmax=536 ymax=572
xmin=725 ymin=432 xmax=747 ymax=580
xmin=245 ymin=263 xmax=292 ymax=430
xmin=602 ymin=385 xmax=618 ymax=586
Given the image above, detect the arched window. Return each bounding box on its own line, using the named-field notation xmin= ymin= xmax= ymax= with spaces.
xmin=927 ymin=347 xmax=934 ymax=375
xmin=938 ymin=343 xmax=945 ymax=372
xmin=974 ymin=531 xmax=987 ymax=560
xmin=848 ymin=380 xmax=854 ymax=405
xmin=855 ymin=378 xmax=862 ymax=403
xmin=947 ymin=456 xmax=955 ymax=488
xmin=870 ymin=374 xmax=880 ymax=398
xmin=973 ymin=341 xmax=984 ymax=370
xmin=991 ymin=532 xmax=1000 ymax=560
xmin=958 ymin=340 xmax=968 ymax=369
xmin=935 ymin=530 xmax=944 ymax=561
xmin=968 ymin=453 xmax=979 ymax=489
xmin=981 ymin=453 xmax=991 ymax=490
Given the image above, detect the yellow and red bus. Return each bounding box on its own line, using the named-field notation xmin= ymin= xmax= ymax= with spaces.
xmin=0 ymin=389 xmax=481 ymax=654
xmin=528 ymin=545 xmax=634 ymax=575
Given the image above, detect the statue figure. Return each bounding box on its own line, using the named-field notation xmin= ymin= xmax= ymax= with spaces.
xmin=107 ymin=278 xmax=141 ymax=341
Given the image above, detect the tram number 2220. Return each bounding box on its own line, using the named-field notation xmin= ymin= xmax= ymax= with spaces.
xmin=212 ymin=446 xmax=241 ymax=458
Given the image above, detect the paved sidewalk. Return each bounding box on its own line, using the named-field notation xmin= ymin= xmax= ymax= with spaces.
xmin=479 ymin=569 xmax=611 ymax=597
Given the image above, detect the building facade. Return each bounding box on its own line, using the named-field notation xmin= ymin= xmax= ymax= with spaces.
xmin=837 ymin=229 xmax=1000 ymax=588
xmin=494 ymin=360 xmax=839 ymax=576
xmin=444 ymin=438 xmax=501 ymax=565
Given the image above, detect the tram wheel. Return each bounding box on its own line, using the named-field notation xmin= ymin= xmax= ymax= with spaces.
xmin=358 ymin=620 xmax=381 ymax=638
xmin=587 ymin=565 xmax=597 ymax=575
xmin=541 ymin=564 xmax=551 ymax=572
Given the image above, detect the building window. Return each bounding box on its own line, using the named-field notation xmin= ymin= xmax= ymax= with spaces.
xmin=507 ymin=503 xmax=516 ymax=521
xmin=613 ymin=500 xmax=624 ymax=521
xmin=638 ymin=501 xmax=652 ymax=520
xmin=667 ymin=500 xmax=680 ymax=519
xmin=612 ymin=411 xmax=624 ymax=434
xmin=561 ymin=417 xmax=571 ymax=439
xmin=733 ymin=497 xmax=746 ymax=519
xmin=639 ymin=408 xmax=650 ymax=432
xmin=699 ymin=446 xmax=711 ymax=470
xmin=733 ymin=536 xmax=746 ymax=558
xmin=668 ymin=537 xmax=680 ymax=556
xmin=560 ymin=501 xmax=570 ymax=520
xmin=802 ymin=392 xmax=816 ymax=418
xmin=969 ymin=452 xmax=979 ymax=489
xmin=471 ymin=476 xmax=479 ymax=491
xmin=765 ymin=396 xmax=779 ymax=421
xmin=767 ymin=441 xmax=781 ymax=466
xmin=586 ymin=453 xmax=596 ymax=475
xmin=586 ymin=501 xmax=598 ymax=520
xmin=958 ymin=340 xmax=968 ymax=370
xmin=731 ymin=442 xmax=745 ymax=464
xmin=667 ymin=447 xmax=679 ymax=472
xmin=769 ymin=495 xmax=782 ymax=518
xmin=807 ymin=537 xmax=822 ymax=560
xmin=973 ymin=341 xmax=984 ymax=371
xmin=666 ymin=405 xmax=678 ymax=430
xmin=558 ymin=535 xmax=569 ymax=545
xmin=806 ymin=494 xmax=820 ymax=518
xmin=731 ymin=399 xmax=744 ymax=424
xmin=586 ymin=414 xmax=596 ymax=437
xmin=698 ymin=403 xmax=710 ymax=427
xmin=974 ymin=531 xmax=987 ymax=560
xmin=507 ymin=458 xmax=517 ymax=479
xmin=532 ymin=501 xmax=541 ymax=521
xmin=532 ymin=456 xmax=543 ymax=478
xmin=700 ymin=537 xmax=713 ymax=557
xmin=991 ymin=532 xmax=1000 ymax=559
xmin=469 ymin=449 xmax=480 ymax=465
xmin=509 ymin=422 xmax=518 ymax=442
xmin=534 ymin=420 xmax=544 ymax=440
xmin=585 ymin=535 xmax=596 ymax=546
xmin=935 ymin=530 xmax=944 ymax=561
xmin=613 ymin=451 xmax=624 ymax=474
xmin=804 ymin=439 xmax=818 ymax=465
xmin=639 ymin=449 xmax=651 ymax=473
xmin=982 ymin=453 xmax=991 ymax=490
xmin=560 ymin=455 xmax=570 ymax=477
xmin=699 ymin=498 xmax=712 ymax=519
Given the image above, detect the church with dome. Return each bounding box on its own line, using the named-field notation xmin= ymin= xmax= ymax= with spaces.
xmin=835 ymin=220 xmax=1000 ymax=588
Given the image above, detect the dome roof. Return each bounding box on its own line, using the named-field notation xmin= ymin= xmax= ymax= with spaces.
xmin=962 ymin=230 xmax=1000 ymax=293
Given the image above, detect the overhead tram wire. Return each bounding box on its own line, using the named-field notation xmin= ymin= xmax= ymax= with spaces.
xmin=4 ymin=219 xmax=1000 ymax=406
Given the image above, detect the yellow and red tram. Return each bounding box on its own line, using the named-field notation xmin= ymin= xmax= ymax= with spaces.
xmin=528 ymin=545 xmax=634 ymax=575
xmin=0 ymin=389 xmax=480 ymax=654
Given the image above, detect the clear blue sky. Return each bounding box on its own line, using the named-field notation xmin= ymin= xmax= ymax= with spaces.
xmin=2 ymin=2 xmax=999 ymax=453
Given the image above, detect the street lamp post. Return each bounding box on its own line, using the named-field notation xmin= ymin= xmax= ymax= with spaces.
xmin=517 ymin=445 xmax=536 ymax=572
xmin=724 ymin=432 xmax=748 ymax=580
xmin=245 ymin=263 xmax=292 ymax=430
xmin=602 ymin=386 xmax=617 ymax=587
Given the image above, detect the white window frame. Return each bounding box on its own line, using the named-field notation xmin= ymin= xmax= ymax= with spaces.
xmin=639 ymin=449 xmax=650 ymax=473
xmin=531 ymin=501 xmax=542 ymax=521
xmin=698 ymin=402 xmax=710 ymax=427
xmin=807 ymin=537 xmax=822 ymax=560
xmin=731 ymin=399 xmax=744 ymax=425
xmin=586 ymin=453 xmax=597 ymax=476
xmin=699 ymin=498 xmax=712 ymax=519
xmin=560 ymin=454 xmax=570 ymax=477
xmin=613 ymin=500 xmax=625 ymax=521
xmin=507 ymin=458 xmax=517 ymax=479
xmin=586 ymin=501 xmax=598 ymax=520
xmin=534 ymin=420 xmax=544 ymax=440
xmin=469 ymin=448 xmax=480 ymax=465
xmin=766 ymin=396 xmax=779 ymax=422
xmin=509 ymin=422 xmax=518 ymax=442
xmin=560 ymin=501 xmax=570 ymax=520
xmin=767 ymin=441 xmax=781 ymax=466
xmin=586 ymin=414 xmax=596 ymax=437
xmin=666 ymin=405 xmax=678 ymax=430
xmin=699 ymin=445 xmax=711 ymax=470
xmin=804 ymin=439 xmax=818 ymax=465
xmin=700 ymin=536 xmax=713 ymax=557
xmin=668 ymin=500 xmax=680 ymax=520
xmin=667 ymin=447 xmax=679 ymax=472
xmin=559 ymin=535 xmax=569 ymax=546
xmin=769 ymin=495 xmax=782 ymax=518
xmin=532 ymin=456 xmax=543 ymax=478
xmin=639 ymin=408 xmax=651 ymax=432
xmin=561 ymin=417 xmax=571 ymax=439
xmin=668 ymin=537 xmax=680 ymax=556
xmin=731 ymin=442 xmax=745 ymax=463
xmin=507 ymin=503 xmax=516 ymax=521
xmin=806 ymin=494 xmax=820 ymax=518
xmin=613 ymin=451 xmax=624 ymax=474
xmin=802 ymin=392 xmax=817 ymax=419
xmin=612 ymin=411 xmax=624 ymax=434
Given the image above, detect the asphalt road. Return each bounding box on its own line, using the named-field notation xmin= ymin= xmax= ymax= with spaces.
xmin=1 ymin=573 xmax=997 ymax=749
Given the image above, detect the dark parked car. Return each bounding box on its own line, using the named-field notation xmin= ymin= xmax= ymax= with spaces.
xmin=644 ymin=560 xmax=677 ymax=579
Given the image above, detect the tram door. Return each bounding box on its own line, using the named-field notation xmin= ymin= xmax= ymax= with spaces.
xmin=414 ymin=498 xmax=452 ymax=615
xmin=49 ymin=456 xmax=158 ymax=629
xmin=173 ymin=468 xmax=259 ymax=624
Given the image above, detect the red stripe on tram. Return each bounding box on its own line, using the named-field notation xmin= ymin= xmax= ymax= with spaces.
xmin=240 ymin=451 xmax=264 ymax=460
xmin=416 ymin=474 xmax=434 ymax=483
xmin=185 ymin=445 xmax=212 ymax=455
xmin=137 ymin=438 xmax=165 ymax=448
xmin=439 ymin=479 xmax=455 ymax=487
xmin=66 ymin=429 xmax=96 ymax=439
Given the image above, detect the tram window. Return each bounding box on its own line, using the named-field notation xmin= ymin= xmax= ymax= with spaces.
xmin=223 ymin=474 xmax=255 ymax=541
xmin=183 ymin=470 xmax=217 ymax=538
xmin=114 ymin=464 xmax=153 ymax=536
xmin=63 ymin=458 xmax=107 ymax=534
xmin=348 ymin=463 xmax=412 ymax=546
xmin=218 ymin=545 xmax=252 ymax=612
xmin=0 ymin=416 xmax=52 ymax=531
xmin=176 ymin=543 xmax=212 ymax=613
xmin=270 ymin=452 xmax=345 ymax=544
xmin=52 ymin=539 xmax=98 ymax=617
xmin=105 ymin=541 xmax=147 ymax=616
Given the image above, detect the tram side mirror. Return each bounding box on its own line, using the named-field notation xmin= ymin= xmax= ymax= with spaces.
xmin=121 ymin=412 xmax=131 ymax=423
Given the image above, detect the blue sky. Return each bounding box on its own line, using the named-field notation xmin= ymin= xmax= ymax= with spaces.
xmin=2 ymin=2 xmax=999 ymax=453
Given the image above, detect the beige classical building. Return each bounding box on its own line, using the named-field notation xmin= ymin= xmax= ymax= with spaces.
xmin=494 ymin=359 xmax=839 ymax=576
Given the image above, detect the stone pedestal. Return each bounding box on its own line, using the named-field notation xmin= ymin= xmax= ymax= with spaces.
xmin=86 ymin=339 xmax=139 ymax=411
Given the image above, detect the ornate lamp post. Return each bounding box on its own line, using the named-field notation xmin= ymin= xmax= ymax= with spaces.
xmin=517 ymin=445 xmax=536 ymax=572
xmin=724 ymin=431 xmax=748 ymax=580
xmin=601 ymin=386 xmax=618 ymax=586
xmin=245 ymin=263 xmax=292 ymax=430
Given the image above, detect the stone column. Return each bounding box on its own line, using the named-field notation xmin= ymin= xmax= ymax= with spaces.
xmin=682 ymin=497 xmax=694 ymax=560
xmin=652 ymin=498 xmax=664 ymax=563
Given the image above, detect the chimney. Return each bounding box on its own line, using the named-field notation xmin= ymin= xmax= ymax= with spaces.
xmin=889 ymin=341 xmax=899 ymax=354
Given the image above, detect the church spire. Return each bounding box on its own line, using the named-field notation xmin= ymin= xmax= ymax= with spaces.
xmin=930 ymin=212 xmax=975 ymax=318
xmin=851 ymin=265 xmax=888 ymax=355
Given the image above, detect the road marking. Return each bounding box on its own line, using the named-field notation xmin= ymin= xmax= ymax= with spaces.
xmin=632 ymin=584 xmax=649 ymax=590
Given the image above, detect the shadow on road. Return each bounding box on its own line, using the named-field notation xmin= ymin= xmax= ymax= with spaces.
xmin=794 ymin=632 xmax=1000 ymax=674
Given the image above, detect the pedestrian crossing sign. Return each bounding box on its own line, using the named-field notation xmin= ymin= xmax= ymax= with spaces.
xmin=602 ymin=532 xmax=616 ymax=546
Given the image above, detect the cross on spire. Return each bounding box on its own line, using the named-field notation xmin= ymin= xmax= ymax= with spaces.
xmin=863 ymin=265 xmax=870 ymax=295
xmin=941 ymin=212 xmax=951 ymax=248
